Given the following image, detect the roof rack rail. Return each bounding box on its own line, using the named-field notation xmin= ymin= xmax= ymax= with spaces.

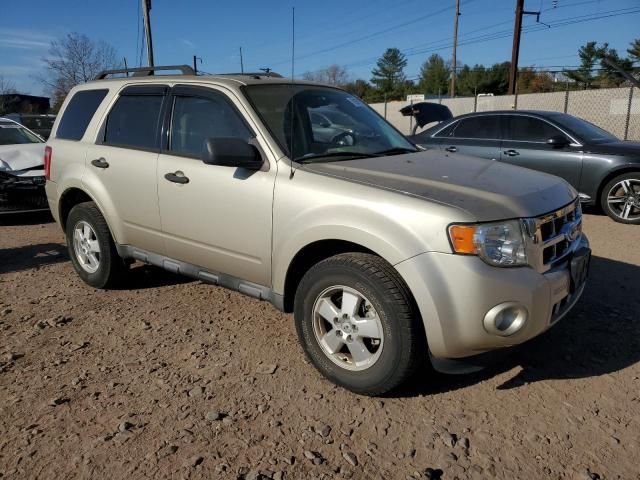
xmin=216 ymin=72 xmax=284 ymax=78
xmin=95 ymin=64 xmax=195 ymax=80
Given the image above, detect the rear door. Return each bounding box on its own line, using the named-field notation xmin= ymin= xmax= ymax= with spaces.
xmin=500 ymin=114 xmax=582 ymax=187
xmin=435 ymin=115 xmax=502 ymax=160
xmin=84 ymin=85 xmax=167 ymax=253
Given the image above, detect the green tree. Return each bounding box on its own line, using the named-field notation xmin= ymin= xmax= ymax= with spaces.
xmin=563 ymin=41 xmax=604 ymax=88
xmin=418 ymin=54 xmax=449 ymax=96
xmin=628 ymin=38 xmax=640 ymax=63
xmin=370 ymin=48 xmax=407 ymax=100
xmin=343 ymin=79 xmax=372 ymax=99
xmin=598 ymin=46 xmax=634 ymax=87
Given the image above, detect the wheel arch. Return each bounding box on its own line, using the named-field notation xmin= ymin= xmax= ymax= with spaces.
xmin=58 ymin=187 xmax=120 ymax=242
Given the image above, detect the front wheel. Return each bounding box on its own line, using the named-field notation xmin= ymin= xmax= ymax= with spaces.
xmin=294 ymin=253 xmax=425 ymax=396
xmin=600 ymin=173 xmax=640 ymax=224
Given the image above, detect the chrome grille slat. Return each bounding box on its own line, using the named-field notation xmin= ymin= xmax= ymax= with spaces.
xmin=525 ymin=199 xmax=582 ymax=273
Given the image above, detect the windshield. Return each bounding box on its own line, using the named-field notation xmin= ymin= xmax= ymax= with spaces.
xmin=550 ymin=113 xmax=618 ymax=143
xmin=0 ymin=122 xmax=43 ymax=145
xmin=243 ymin=84 xmax=417 ymax=162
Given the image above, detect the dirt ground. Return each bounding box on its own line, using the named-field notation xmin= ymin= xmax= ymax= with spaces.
xmin=0 ymin=211 xmax=639 ymax=480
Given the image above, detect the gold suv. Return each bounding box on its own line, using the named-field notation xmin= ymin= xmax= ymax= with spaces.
xmin=45 ymin=65 xmax=590 ymax=395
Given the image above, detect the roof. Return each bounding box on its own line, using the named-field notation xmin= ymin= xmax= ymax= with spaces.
xmin=456 ymin=109 xmax=565 ymax=118
xmin=81 ymin=73 xmax=326 ymax=90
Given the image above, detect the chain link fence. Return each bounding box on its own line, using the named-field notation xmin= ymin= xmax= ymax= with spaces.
xmin=371 ymin=85 xmax=639 ymax=140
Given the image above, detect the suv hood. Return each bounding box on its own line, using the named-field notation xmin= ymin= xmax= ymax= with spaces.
xmin=302 ymin=151 xmax=577 ymax=222
xmin=0 ymin=143 xmax=45 ymax=174
xmin=585 ymin=140 xmax=640 ymax=157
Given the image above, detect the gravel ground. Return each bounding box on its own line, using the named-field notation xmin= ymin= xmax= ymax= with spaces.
xmin=0 ymin=211 xmax=639 ymax=480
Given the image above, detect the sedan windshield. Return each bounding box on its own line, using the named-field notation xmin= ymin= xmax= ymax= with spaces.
xmin=243 ymin=84 xmax=417 ymax=162
xmin=0 ymin=122 xmax=43 ymax=145
xmin=550 ymin=113 xmax=618 ymax=143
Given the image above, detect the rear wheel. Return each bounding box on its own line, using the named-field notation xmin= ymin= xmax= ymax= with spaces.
xmin=294 ymin=253 xmax=425 ymax=396
xmin=66 ymin=202 xmax=127 ymax=288
xmin=601 ymin=173 xmax=640 ymax=224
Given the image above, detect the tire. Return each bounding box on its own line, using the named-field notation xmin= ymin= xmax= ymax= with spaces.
xmin=600 ymin=172 xmax=640 ymax=225
xmin=65 ymin=201 xmax=127 ymax=288
xmin=294 ymin=252 xmax=425 ymax=396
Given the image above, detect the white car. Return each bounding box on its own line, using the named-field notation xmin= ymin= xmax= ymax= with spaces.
xmin=0 ymin=117 xmax=48 ymax=213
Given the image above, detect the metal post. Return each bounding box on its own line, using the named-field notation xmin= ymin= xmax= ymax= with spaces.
xmin=473 ymin=86 xmax=478 ymax=112
xmin=384 ymin=93 xmax=387 ymax=119
xmin=240 ymin=47 xmax=244 ymax=74
xmin=564 ymin=84 xmax=569 ymax=113
xmin=141 ymin=0 xmax=154 ymax=67
xmin=193 ymin=55 xmax=197 ymax=75
xmin=450 ymin=0 xmax=460 ymax=98
xmin=508 ymin=0 xmax=524 ymax=95
xmin=123 ymin=57 xmax=129 ymax=77
xmin=624 ymin=86 xmax=634 ymax=141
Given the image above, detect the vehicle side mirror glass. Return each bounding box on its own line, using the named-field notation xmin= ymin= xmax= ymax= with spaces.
xmin=202 ymin=137 xmax=263 ymax=170
xmin=546 ymin=134 xmax=570 ymax=148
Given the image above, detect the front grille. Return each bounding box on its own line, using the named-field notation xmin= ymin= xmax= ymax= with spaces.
xmin=527 ymin=199 xmax=582 ymax=273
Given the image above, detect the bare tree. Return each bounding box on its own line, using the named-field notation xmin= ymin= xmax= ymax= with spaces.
xmin=40 ymin=32 xmax=119 ymax=110
xmin=302 ymin=65 xmax=350 ymax=86
xmin=0 ymin=75 xmax=19 ymax=115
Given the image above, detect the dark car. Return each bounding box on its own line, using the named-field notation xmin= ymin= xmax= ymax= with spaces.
xmin=408 ymin=110 xmax=640 ymax=224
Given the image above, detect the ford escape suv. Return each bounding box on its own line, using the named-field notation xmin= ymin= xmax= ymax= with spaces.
xmin=45 ymin=65 xmax=590 ymax=395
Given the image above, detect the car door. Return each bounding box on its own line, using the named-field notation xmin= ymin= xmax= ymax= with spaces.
xmin=84 ymin=85 xmax=167 ymax=254
xmin=157 ymin=85 xmax=275 ymax=287
xmin=500 ymin=114 xmax=582 ymax=187
xmin=435 ymin=115 xmax=502 ymax=161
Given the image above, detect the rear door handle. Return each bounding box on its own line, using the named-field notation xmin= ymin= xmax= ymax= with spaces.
xmin=445 ymin=146 xmax=457 ymax=153
xmin=91 ymin=158 xmax=109 ymax=169
xmin=504 ymin=149 xmax=519 ymax=157
xmin=164 ymin=171 xmax=189 ymax=184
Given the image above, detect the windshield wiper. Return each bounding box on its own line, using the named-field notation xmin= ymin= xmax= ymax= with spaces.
xmin=373 ymin=147 xmax=419 ymax=156
xmin=295 ymin=152 xmax=379 ymax=163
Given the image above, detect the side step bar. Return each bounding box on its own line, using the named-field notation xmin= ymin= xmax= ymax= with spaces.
xmin=116 ymin=244 xmax=285 ymax=311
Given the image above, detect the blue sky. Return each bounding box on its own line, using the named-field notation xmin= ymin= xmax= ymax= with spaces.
xmin=2 ymin=0 xmax=639 ymax=96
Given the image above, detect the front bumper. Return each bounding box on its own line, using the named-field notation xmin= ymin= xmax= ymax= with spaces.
xmin=0 ymin=171 xmax=49 ymax=213
xmin=395 ymin=234 xmax=589 ymax=362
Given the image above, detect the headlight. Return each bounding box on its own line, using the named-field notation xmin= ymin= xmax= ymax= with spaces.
xmin=448 ymin=220 xmax=528 ymax=267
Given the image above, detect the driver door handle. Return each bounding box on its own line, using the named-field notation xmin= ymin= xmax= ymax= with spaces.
xmin=445 ymin=146 xmax=457 ymax=153
xmin=164 ymin=171 xmax=190 ymax=184
xmin=504 ymin=149 xmax=520 ymax=156
xmin=91 ymin=157 xmax=109 ymax=169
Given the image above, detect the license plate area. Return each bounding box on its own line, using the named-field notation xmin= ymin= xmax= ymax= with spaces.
xmin=569 ymin=247 xmax=591 ymax=293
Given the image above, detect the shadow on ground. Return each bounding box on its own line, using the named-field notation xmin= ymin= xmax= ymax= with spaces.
xmin=0 ymin=211 xmax=53 ymax=226
xmin=0 ymin=242 xmax=68 ymax=274
xmin=395 ymin=255 xmax=640 ymax=397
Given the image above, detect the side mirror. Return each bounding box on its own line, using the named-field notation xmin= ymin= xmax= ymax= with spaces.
xmin=546 ymin=134 xmax=570 ymax=148
xmin=202 ymin=137 xmax=263 ymax=170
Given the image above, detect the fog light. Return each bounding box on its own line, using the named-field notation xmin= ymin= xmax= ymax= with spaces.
xmin=483 ymin=302 xmax=528 ymax=336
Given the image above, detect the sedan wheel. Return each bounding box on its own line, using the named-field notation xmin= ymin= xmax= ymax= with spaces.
xmin=604 ymin=176 xmax=640 ymax=223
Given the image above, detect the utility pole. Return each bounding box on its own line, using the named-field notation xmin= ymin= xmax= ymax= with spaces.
xmin=508 ymin=0 xmax=542 ymax=95
xmin=240 ymin=47 xmax=244 ymax=74
xmin=141 ymin=0 xmax=154 ymax=67
xmin=450 ymin=0 xmax=460 ymax=98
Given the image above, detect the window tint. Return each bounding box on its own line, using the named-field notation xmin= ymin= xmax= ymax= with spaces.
xmin=56 ymin=89 xmax=108 ymax=140
xmin=169 ymin=95 xmax=252 ymax=158
xmin=450 ymin=116 xmax=500 ymax=139
xmin=433 ymin=122 xmax=457 ymax=138
xmin=104 ymin=95 xmax=164 ymax=149
xmin=505 ymin=116 xmax=561 ymax=142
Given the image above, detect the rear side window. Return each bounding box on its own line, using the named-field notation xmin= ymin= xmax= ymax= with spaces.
xmin=56 ymin=89 xmax=108 ymax=140
xmin=449 ymin=116 xmax=501 ymax=139
xmin=505 ymin=115 xmax=561 ymax=142
xmin=104 ymin=95 xmax=164 ymax=150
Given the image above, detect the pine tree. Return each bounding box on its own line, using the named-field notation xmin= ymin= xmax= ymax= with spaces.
xmin=370 ymin=48 xmax=408 ymax=100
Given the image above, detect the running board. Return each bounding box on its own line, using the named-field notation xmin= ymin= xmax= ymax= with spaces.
xmin=116 ymin=244 xmax=285 ymax=311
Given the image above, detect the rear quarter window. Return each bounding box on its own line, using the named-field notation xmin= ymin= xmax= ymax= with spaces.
xmin=56 ymin=89 xmax=109 ymax=141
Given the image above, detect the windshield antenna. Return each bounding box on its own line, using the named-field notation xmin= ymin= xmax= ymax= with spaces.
xmin=289 ymin=6 xmax=296 ymax=179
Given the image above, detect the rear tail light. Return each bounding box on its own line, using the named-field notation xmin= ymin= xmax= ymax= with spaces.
xmin=44 ymin=146 xmax=52 ymax=180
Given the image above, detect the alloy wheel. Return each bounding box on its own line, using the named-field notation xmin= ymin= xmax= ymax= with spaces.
xmin=72 ymin=220 xmax=101 ymax=273
xmin=311 ymin=285 xmax=384 ymax=371
xmin=607 ymin=178 xmax=640 ymax=221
